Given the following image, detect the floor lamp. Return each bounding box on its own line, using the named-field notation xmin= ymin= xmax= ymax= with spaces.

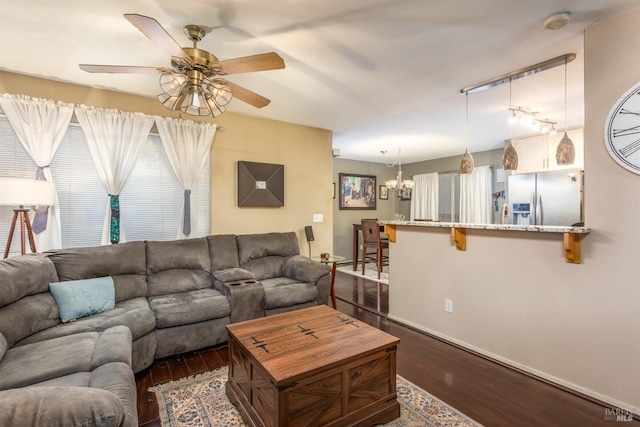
xmin=0 ymin=178 xmax=55 ymax=258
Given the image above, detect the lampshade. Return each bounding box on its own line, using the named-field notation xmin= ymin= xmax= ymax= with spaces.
xmin=556 ymin=131 xmax=576 ymax=165
xmin=460 ymin=149 xmax=474 ymax=174
xmin=502 ymin=140 xmax=519 ymax=171
xmin=0 ymin=178 xmax=55 ymax=206
xmin=181 ymin=84 xmax=211 ymax=116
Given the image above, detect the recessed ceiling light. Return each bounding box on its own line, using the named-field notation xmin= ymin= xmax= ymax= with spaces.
xmin=543 ymin=12 xmax=571 ymax=31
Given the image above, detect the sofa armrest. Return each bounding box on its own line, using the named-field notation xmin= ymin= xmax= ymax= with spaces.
xmin=282 ymin=255 xmax=332 ymax=306
xmin=212 ymin=268 xmax=264 ymax=323
xmin=212 ymin=268 xmax=255 ymax=283
xmin=0 ymin=386 xmax=125 ymax=427
xmin=281 ymin=255 xmax=331 ymax=284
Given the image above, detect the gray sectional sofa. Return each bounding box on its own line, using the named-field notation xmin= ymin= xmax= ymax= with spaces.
xmin=0 ymin=231 xmax=330 ymax=427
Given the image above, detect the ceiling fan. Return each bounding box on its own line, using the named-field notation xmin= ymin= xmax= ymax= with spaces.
xmin=80 ymin=13 xmax=285 ymax=117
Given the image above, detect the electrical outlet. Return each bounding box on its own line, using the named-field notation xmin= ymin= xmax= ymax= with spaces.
xmin=313 ymin=213 xmax=323 ymax=222
xmin=445 ymin=299 xmax=453 ymax=313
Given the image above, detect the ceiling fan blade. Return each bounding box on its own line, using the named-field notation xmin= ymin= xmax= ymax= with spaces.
xmin=225 ymin=81 xmax=271 ymax=108
xmin=124 ymin=13 xmax=191 ymax=60
xmin=217 ymin=52 xmax=285 ymax=75
xmin=79 ymin=64 xmax=171 ymax=74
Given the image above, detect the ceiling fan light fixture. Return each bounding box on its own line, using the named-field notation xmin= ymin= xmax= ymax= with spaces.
xmin=204 ymin=93 xmax=226 ymax=117
xmin=159 ymin=73 xmax=187 ymax=97
xmin=180 ymin=84 xmax=211 ymax=116
xmin=207 ymin=79 xmax=233 ymax=107
xmin=158 ymin=92 xmax=185 ymax=110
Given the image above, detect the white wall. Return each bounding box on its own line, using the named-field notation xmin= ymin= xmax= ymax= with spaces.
xmin=388 ymin=9 xmax=640 ymax=413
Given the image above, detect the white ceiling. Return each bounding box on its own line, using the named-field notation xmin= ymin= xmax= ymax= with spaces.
xmin=1 ymin=0 xmax=639 ymax=164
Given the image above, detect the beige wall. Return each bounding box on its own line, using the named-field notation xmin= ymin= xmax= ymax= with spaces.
xmin=388 ymin=9 xmax=640 ymax=413
xmin=0 ymin=71 xmax=334 ymax=255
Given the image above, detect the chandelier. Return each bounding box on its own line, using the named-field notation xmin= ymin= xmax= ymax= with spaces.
xmin=382 ymin=149 xmax=414 ymax=196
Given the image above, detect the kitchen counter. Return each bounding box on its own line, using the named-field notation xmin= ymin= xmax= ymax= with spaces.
xmin=379 ymin=220 xmax=590 ymax=234
xmin=379 ymin=220 xmax=591 ymax=263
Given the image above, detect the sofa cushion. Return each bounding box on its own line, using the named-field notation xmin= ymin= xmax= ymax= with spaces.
xmin=260 ymin=277 xmax=318 ymax=309
xmin=207 ymin=234 xmax=240 ymax=270
xmin=16 ymin=297 xmax=155 ymax=346
xmin=0 ymin=326 xmax=132 ymax=390
xmin=0 ymin=386 xmax=125 ymax=427
xmin=0 ymin=254 xmax=58 ymax=308
xmin=46 ymin=241 xmax=147 ymax=303
xmin=50 ymin=276 xmax=115 ymax=323
xmin=149 ymin=289 xmax=231 ymax=329
xmin=0 ymin=293 xmax=59 ymax=348
xmin=146 ymin=238 xmax=212 ymax=297
xmin=236 ymin=232 xmax=300 ymax=264
xmin=237 ymin=232 xmax=300 ymax=280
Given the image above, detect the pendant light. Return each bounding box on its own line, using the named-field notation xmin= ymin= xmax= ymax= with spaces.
xmin=460 ymin=92 xmax=474 ymax=174
xmin=556 ymin=58 xmax=575 ymax=165
xmin=503 ymin=78 xmax=519 ymax=171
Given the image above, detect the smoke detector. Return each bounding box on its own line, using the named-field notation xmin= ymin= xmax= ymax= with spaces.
xmin=543 ymin=12 xmax=571 ymax=30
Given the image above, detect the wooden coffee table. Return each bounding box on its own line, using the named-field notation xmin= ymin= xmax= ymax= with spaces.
xmin=226 ymin=305 xmax=400 ymax=427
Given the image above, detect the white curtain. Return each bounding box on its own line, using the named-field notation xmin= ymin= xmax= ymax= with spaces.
xmin=0 ymin=93 xmax=74 ymax=251
xmin=75 ymin=105 xmax=153 ymax=245
xmin=460 ymin=165 xmax=492 ymax=224
xmin=155 ymin=116 xmax=216 ymax=239
xmin=410 ymin=173 xmax=438 ymax=221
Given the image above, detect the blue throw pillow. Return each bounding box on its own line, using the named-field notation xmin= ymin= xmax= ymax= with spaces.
xmin=49 ymin=277 xmax=115 ymax=323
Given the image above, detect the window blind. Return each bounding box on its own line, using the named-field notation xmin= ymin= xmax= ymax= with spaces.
xmin=0 ymin=115 xmax=211 ymax=254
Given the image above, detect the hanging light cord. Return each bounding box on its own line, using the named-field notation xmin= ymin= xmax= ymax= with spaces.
xmin=564 ymin=59 xmax=568 ymax=129
xmin=509 ymin=78 xmax=512 ymax=139
xmin=466 ymin=92 xmax=470 ymax=148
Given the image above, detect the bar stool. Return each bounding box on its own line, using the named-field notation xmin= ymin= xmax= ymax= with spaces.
xmin=361 ymin=218 xmax=389 ymax=279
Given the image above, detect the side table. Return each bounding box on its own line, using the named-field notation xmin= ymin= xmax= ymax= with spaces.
xmin=310 ymin=255 xmax=345 ymax=309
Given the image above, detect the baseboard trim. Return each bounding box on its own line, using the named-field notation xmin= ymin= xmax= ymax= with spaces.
xmin=387 ymin=313 xmax=639 ymax=419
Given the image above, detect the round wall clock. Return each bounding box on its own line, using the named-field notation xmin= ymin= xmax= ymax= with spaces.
xmin=604 ymin=81 xmax=640 ymax=175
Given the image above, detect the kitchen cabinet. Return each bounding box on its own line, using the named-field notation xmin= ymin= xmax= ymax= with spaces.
xmin=512 ymin=127 xmax=583 ymax=174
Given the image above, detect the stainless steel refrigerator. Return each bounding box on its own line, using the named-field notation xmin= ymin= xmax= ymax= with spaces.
xmin=507 ymin=169 xmax=583 ymax=226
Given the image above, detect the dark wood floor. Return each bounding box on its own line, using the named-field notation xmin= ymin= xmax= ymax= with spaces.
xmin=136 ymin=271 xmax=638 ymax=427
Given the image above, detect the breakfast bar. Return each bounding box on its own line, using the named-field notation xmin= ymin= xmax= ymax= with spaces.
xmin=381 ymin=220 xmax=591 ymax=264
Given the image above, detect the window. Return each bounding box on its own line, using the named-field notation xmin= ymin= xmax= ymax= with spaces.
xmin=438 ymin=171 xmax=460 ymax=222
xmin=0 ymin=115 xmax=210 ymax=253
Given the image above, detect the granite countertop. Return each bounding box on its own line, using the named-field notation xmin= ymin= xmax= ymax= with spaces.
xmin=379 ymin=220 xmax=591 ymax=234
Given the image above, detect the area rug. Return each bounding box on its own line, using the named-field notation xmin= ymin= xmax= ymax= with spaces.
xmin=337 ymin=264 xmax=389 ymax=284
xmin=149 ymin=366 xmax=482 ymax=427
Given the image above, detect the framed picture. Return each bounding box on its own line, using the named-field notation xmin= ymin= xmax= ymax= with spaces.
xmin=238 ymin=161 xmax=284 ymax=207
xmin=379 ymin=185 xmax=388 ymax=200
xmin=339 ymin=173 xmax=376 ymax=210
xmin=400 ymin=187 xmax=412 ymax=201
